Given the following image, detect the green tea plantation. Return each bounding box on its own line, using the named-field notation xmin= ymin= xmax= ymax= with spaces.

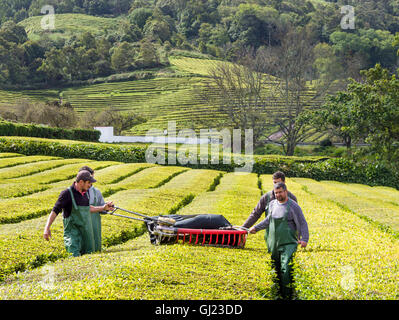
xmin=0 ymin=153 xmax=398 ymax=300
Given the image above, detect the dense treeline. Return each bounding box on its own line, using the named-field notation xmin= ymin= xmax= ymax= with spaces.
xmin=1 ymin=0 xmax=399 ymax=87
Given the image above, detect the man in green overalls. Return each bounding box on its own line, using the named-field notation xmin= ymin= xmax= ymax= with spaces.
xmin=43 ymin=170 xmax=114 ymax=257
xmin=249 ymin=182 xmax=309 ymax=299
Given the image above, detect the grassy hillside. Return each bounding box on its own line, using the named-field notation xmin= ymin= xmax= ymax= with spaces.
xmin=0 ymin=55 xmax=333 ymax=141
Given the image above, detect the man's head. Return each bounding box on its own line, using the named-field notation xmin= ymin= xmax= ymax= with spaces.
xmin=272 ymin=171 xmax=286 ymax=184
xmin=75 ymin=170 xmax=96 ymax=192
xmin=273 ymin=182 xmax=288 ymax=202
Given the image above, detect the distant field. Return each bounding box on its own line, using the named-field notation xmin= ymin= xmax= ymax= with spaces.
xmin=18 ymin=13 xmax=122 ymax=41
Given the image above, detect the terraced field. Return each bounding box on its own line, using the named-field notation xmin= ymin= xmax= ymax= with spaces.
xmin=0 ymin=152 xmax=398 ymax=300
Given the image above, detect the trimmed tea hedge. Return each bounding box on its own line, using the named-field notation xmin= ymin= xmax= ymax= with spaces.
xmin=0 ymin=158 xmax=87 ymax=180
xmin=0 ymin=137 xmax=147 ymax=163
xmin=289 ymin=158 xmax=399 ymax=189
xmin=0 ymin=136 xmax=325 ymax=171
xmin=292 ymin=178 xmax=399 ymax=237
xmin=0 ymin=136 xmax=397 ymax=190
xmin=0 ymin=120 xmax=100 ymax=142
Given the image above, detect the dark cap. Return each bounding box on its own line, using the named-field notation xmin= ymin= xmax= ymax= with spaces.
xmin=79 ymin=166 xmax=94 ymax=175
xmin=76 ymin=170 xmax=96 ymax=183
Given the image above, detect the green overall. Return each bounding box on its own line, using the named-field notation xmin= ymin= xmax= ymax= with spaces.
xmin=265 ymin=199 xmax=298 ymax=298
xmin=63 ymin=187 xmax=96 ymax=257
xmin=89 ymin=186 xmax=102 ymax=252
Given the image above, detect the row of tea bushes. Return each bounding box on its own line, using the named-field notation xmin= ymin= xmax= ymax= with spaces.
xmin=0 ymin=158 xmax=89 ymax=180
xmin=292 ymin=178 xmax=399 ymax=236
xmin=285 ymin=177 xmax=399 ymax=299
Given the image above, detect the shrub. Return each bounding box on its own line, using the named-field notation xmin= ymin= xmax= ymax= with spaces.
xmin=0 ymin=120 xmax=100 ymax=142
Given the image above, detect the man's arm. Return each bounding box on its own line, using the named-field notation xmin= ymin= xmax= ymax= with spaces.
xmin=249 ymin=215 xmax=270 ymax=233
xmin=249 ymin=200 xmax=275 ymax=233
xmin=96 ymin=189 xmax=105 ymax=206
xmin=242 ymin=192 xmax=270 ymax=228
xmin=90 ymin=202 xmax=114 ymax=213
xmin=44 ymin=190 xmax=69 ymax=240
xmin=43 ymin=211 xmax=57 ymax=240
xmin=292 ymin=203 xmax=309 ymax=246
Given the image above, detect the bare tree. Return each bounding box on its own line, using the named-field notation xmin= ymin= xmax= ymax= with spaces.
xmin=254 ymin=29 xmax=338 ymax=155
xmin=200 ymin=28 xmax=339 ymax=155
xmin=200 ymin=47 xmax=275 ymax=148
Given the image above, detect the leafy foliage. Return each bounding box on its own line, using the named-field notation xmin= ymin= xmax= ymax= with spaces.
xmin=1 ymin=0 xmax=399 ymax=87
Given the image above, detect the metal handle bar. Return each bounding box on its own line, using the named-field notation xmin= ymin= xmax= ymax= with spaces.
xmin=102 ymin=206 xmax=175 ymax=225
xmin=113 ymin=206 xmax=153 ymax=220
xmin=107 ymin=212 xmax=147 ymax=222
xmin=102 ymin=206 xmax=153 ymax=221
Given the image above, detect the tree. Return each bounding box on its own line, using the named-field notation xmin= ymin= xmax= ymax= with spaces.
xmin=83 ymin=0 xmax=111 ymax=15
xmin=37 ymin=47 xmax=65 ymax=82
xmin=330 ymin=29 xmax=399 ymax=76
xmin=143 ymin=13 xmax=172 ymax=43
xmin=38 ymin=44 xmax=95 ymax=82
xmin=129 ymin=7 xmax=153 ymax=29
xmin=302 ymin=92 xmax=363 ymax=151
xmin=311 ymin=63 xmax=399 ymax=165
xmin=255 ymin=28 xmax=333 ymax=155
xmin=228 ymin=3 xmax=279 ymax=48
xmin=175 ymin=0 xmax=219 ymax=38
xmin=79 ymin=32 xmax=97 ymax=50
xmin=201 ymin=49 xmax=274 ymax=148
xmin=1 ymin=99 xmax=78 ymax=129
xmin=135 ymin=40 xmax=159 ymax=68
xmin=111 ymin=42 xmax=136 ymax=72
xmin=0 ymin=35 xmax=29 ymax=85
xmin=109 ymin=0 xmax=132 ymax=15
xmin=0 ymin=21 xmax=28 ymax=44
xmin=349 ymin=64 xmax=399 ymax=163
xmin=313 ymin=43 xmax=345 ymax=87
xmin=117 ymin=20 xmax=142 ymax=42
